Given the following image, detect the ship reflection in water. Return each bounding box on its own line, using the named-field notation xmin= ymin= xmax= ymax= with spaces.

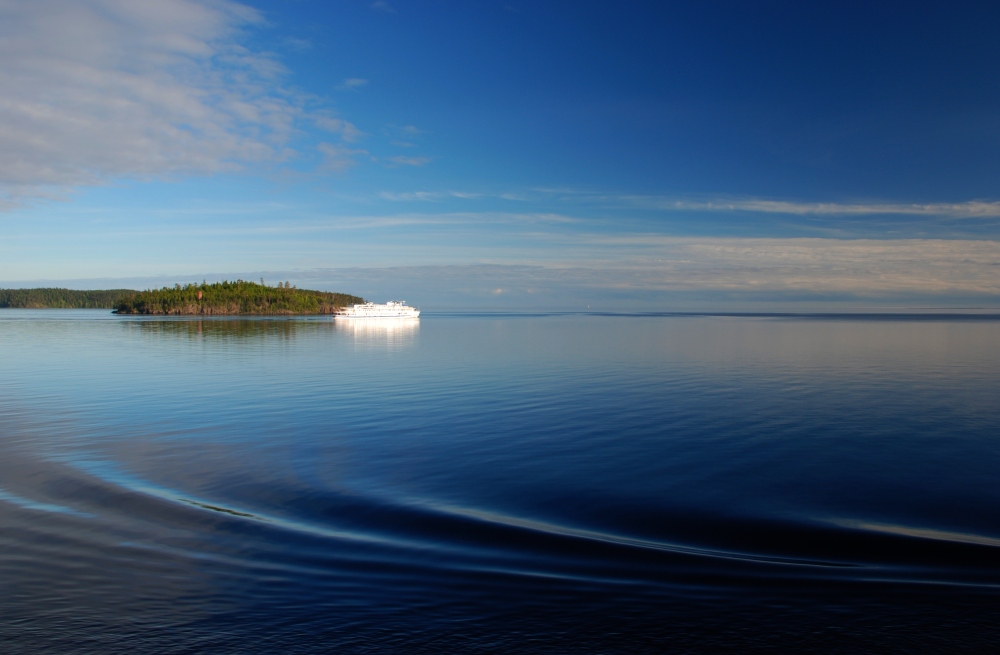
xmin=333 ymin=316 xmax=420 ymax=350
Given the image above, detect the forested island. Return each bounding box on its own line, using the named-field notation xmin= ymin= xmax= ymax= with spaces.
xmin=0 ymin=288 xmax=135 ymax=308
xmin=113 ymin=280 xmax=364 ymax=315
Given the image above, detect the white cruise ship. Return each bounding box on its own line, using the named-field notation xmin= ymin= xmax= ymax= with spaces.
xmin=334 ymin=300 xmax=420 ymax=318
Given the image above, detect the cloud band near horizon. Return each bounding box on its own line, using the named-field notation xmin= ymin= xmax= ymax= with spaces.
xmin=5 ymin=237 xmax=1000 ymax=303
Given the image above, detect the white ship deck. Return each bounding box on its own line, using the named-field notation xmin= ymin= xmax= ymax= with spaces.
xmin=334 ymin=301 xmax=420 ymax=318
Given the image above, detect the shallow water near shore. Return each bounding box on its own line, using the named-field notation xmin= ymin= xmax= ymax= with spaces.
xmin=2 ymin=309 xmax=1000 ymax=652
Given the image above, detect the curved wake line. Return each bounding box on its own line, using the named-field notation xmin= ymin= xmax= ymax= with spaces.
xmin=60 ymin=458 xmax=1000 ymax=589
xmin=64 ymin=458 xmax=859 ymax=572
xmin=828 ymin=518 xmax=1000 ymax=549
xmin=0 ymin=488 xmax=93 ymax=518
xmin=411 ymin=499 xmax=860 ymax=569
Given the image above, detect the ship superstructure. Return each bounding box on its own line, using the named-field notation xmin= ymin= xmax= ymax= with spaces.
xmin=334 ymin=300 xmax=420 ymax=318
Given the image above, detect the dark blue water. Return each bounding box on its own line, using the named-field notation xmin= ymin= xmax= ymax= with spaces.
xmin=2 ymin=310 xmax=1000 ymax=652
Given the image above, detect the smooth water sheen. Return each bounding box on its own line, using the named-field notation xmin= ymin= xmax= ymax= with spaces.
xmin=2 ymin=310 xmax=1000 ymax=652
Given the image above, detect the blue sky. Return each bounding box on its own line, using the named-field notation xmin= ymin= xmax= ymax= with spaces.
xmin=3 ymin=0 xmax=1000 ymax=309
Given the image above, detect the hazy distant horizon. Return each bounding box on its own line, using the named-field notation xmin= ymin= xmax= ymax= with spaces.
xmin=5 ymin=262 xmax=1000 ymax=313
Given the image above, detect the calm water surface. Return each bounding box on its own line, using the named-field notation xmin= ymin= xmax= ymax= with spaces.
xmin=2 ymin=310 xmax=1000 ymax=652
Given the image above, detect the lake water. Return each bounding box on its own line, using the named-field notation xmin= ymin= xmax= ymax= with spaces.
xmin=2 ymin=309 xmax=1000 ymax=652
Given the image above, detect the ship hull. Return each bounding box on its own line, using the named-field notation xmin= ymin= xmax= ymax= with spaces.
xmin=334 ymin=310 xmax=420 ymax=318
xmin=334 ymin=301 xmax=420 ymax=318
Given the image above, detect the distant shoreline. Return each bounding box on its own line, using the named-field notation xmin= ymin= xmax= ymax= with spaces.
xmin=0 ymin=288 xmax=134 ymax=309
xmin=2 ymin=282 xmax=364 ymax=315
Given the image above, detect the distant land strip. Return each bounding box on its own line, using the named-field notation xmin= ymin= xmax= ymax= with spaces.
xmin=112 ymin=281 xmax=365 ymax=315
xmin=1 ymin=282 xmax=365 ymax=315
xmin=0 ymin=288 xmax=135 ymax=309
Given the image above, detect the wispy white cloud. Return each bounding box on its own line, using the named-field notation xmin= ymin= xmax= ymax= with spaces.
xmin=284 ymin=37 xmax=312 ymax=52
xmin=547 ymin=235 xmax=1000 ymax=295
xmin=371 ymin=1 xmax=395 ymax=13
xmin=314 ymin=115 xmax=363 ymax=142
xmin=385 ymin=124 xmax=426 ymax=137
xmin=322 ymin=236 xmax=1000 ymax=300
xmin=644 ymin=197 xmax=1000 ymax=218
xmin=380 ymin=190 xmax=483 ymax=201
xmin=567 ymin=192 xmax=1000 ymax=218
xmin=387 ymin=155 xmax=432 ymax=167
xmin=318 ymin=143 xmax=370 ymax=172
xmin=382 ymin=187 xmax=1000 ymax=219
xmin=0 ymin=0 xmax=361 ymax=207
xmin=313 ymin=211 xmax=577 ymax=228
xmin=336 ymin=77 xmax=369 ymax=93
xmin=380 ymin=191 xmax=443 ymax=202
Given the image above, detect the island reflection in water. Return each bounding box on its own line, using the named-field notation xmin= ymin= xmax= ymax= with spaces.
xmin=123 ymin=316 xmax=335 ymax=342
xmin=118 ymin=315 xmax=420 ymax=353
